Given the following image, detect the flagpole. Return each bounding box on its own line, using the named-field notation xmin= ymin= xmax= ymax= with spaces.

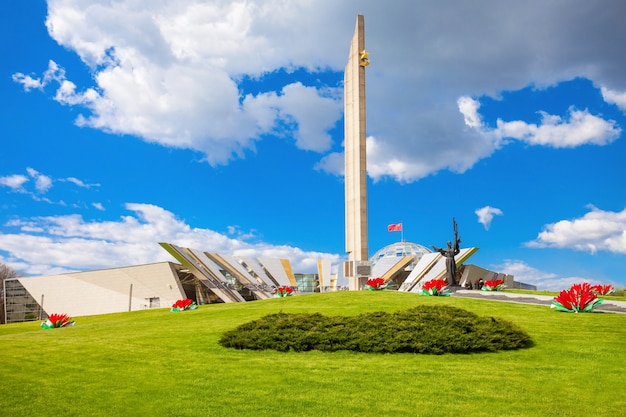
xmin=401 ymin=221 xmax=404 ymax=242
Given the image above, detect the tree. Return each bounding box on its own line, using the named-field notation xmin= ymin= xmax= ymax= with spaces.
xmin=0 ymin=263 xmax=20 ymax=324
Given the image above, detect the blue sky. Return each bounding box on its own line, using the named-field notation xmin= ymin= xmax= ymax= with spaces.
xmin=1 ymin=0 xmax=625 ymax=291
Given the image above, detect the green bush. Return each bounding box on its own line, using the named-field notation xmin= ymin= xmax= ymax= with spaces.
xmin=219 ymin=305 xmax=531 ymax=354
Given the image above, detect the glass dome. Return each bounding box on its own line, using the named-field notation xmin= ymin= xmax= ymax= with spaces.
xmin=369 ymin=241 xmax=432 ymax=269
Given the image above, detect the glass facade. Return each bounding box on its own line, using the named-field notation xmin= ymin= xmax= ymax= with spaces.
xmin=4 ymin=279 xmax=43 ymax=324
xmin=294 ymin=273 xmax=319 ymax=293
xmin=369 ymin=241 xmax=432 ymax=270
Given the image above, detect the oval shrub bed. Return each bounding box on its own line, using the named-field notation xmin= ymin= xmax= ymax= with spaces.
xmin=219 ymin=305 xmax=531 ymax=354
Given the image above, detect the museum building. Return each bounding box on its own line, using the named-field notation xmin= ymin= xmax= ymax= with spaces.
xmin=2 ymin=240 xmax=533 ymax=324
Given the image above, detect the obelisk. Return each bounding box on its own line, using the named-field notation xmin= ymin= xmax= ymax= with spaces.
xmin=344 ymin=15 xmax=369 ymax=290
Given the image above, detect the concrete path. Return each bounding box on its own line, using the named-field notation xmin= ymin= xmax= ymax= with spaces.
xmin=452 ymin=289 xmax=626 ymax=314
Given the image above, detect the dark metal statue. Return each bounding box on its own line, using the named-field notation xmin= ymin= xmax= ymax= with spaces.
xmin=432 ymin=218 xmax=461 ymax=286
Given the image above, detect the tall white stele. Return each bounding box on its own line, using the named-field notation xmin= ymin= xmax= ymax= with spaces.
xmin=344 ymin=15 xmax=370 ymax=290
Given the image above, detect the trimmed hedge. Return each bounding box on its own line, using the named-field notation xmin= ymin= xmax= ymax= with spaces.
xmin=219 ymin=305 xmax=531 ymax=354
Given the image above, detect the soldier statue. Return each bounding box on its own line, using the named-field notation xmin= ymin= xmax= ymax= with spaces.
xmin=431 ymin=218 xmax=461 ymax=287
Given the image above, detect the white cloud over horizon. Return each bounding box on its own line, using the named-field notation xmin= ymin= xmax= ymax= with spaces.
xmin=0 ymin=202 xmax=340 ymax=277
xmin=493 ymin=260 xmax=603 ymax=292
xmin=3 ymin=200 xmax=618 ymax=292
xmin=2 ymin=165 xmax=624 ymax=290
xmin=527 ymin=206 xmax=626 ymax=254
xmin=11 ymin=0 xmax=626 ymax=182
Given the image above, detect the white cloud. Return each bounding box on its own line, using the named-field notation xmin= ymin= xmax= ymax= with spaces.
xmin=601 ymin=86 xmax=626 ymax=112
xmin=458 ymin=96 xmax=620 ymax=148
xmin=314 ymin=151 xmax=344 ymax=176
xmin=492 ymin=260 xmax=601 ymax=292
xmin=0 ymin=174 xmax=29 ymax=191
xmin=27 ymin=168 xmax=53 ymax=193
xmin=12 ymin=59 xmax=66 ymax=91
xmin=14 ymin=0 xmax=626 ymax=179
xmin=0 ymin=168 xmax=54 ymax=195
xmin=494 ymin=108 xmax=621 ymax=147
xmin=34 ymin=176 xmax=53 ymax=193
xmin=243 ymin=82 xmax=342 ymax=152
xmin=64 ymin=177 xmax=100 ymax=188
xmin=475 ymin=206 xmax=503 ymax=230
xmin=11 ymin=73 xmax=44 ymax=91
xmin=13 ymin=1 xmax=348 ymax=166
xmin=458 ymin=96 xmax=483 ymax=129
xmin=366 ymin=136 xmax=432 ymax=183
xmin=366 ymin=128 xmax=499 ymax=183
xmin=226 ymin=225 xmax=259 ymax=241
xmin=0 ymin=203 xmax=340 ymax=276
xmin=526 ymin=206 xmax=626 ymax=254
xmin=0 ymin=168 xmax=104 ymax=206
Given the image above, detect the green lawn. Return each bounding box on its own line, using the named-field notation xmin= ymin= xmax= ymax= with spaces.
xmin=1 ymin=291 xmax=624 ymax=416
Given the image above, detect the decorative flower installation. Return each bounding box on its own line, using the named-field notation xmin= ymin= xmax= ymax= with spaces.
xmin=41 ymin=313 xmax=75 ymax=329
xmin=419 ymin=279 xmax=450 ymax=296
xmin=551 ymin=282 xmax=603 ymax=313
xmin=364 ymin=277 xmax=388 ymax=291
xmin=481 ymin=279 xmax=506 ymax=291
xmin=592 ymin=284 xmax=616 ymax=296
xmin=273 ymin=287 xmax=294 ymax=297
xmin=171 ymin=298 xmax=198 ymax=312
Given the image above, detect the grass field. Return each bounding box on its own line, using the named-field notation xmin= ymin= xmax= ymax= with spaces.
xmin=1 ymin=291 xmax=624 ymax=416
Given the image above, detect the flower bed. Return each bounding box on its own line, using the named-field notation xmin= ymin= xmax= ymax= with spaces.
xmin=364 ymin=277 xmax=388 ymax=291
xmin=273 ymin=287 xmax=294 ymax=297
xmin=481 ymin=279 xmax=506 ymax=291
xmin=41 ymin=313 xmax=75 ymax=329
xmin=171 ymin=298 xmax=198 ymax=312
xmin=419 ymin=279 xmax=450 ymax=296
xmin=592 ymin=284 xmax=615 ymax=296
xmin=551 ymin=283 xmax=603 ymax=313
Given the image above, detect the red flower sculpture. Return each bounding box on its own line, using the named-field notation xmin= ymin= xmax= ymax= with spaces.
xmin=365 ymin=277 xmax=387 ymax=291
xmin=420 ymin=279 xmax=450 ymax=296
xmin=171 ymin=298 xmax=198 ymax=312
xmin=273 ymin=287 xmax=294 ymax=297
xmin=482 ymin=279 xmax=506 ymax=291
xmin=41 ymin=313 xmax=75 ymax=329
xmin=551 ymin=283 xmax=603 ymax=313
xmin=591 ymin=284 xmax=615 ymax=296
